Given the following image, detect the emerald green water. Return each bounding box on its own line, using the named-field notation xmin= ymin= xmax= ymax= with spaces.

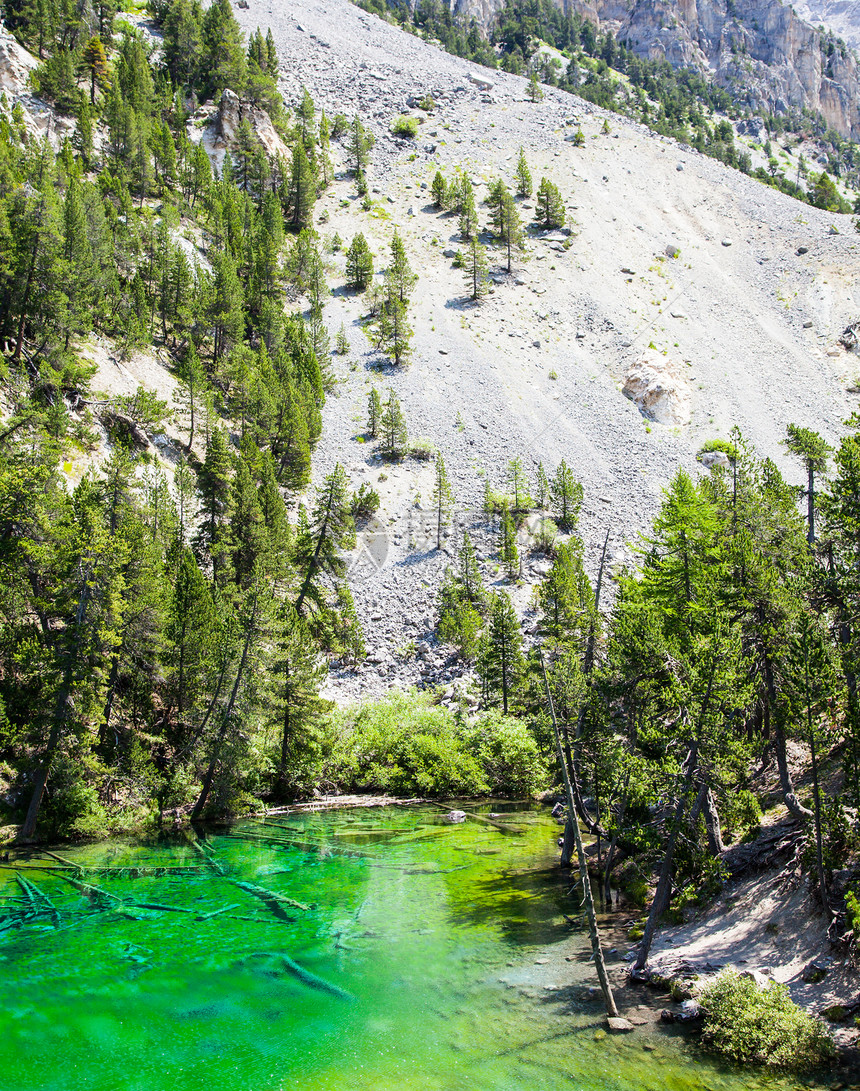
xmin=0 ymin=804 xmax=816 ymax=1091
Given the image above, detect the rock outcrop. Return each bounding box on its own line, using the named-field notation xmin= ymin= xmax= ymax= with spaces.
xmin=453 ymin=0 xmax=860 ymax=140
xmin=190 ymin=87 xmax=289 ymax=173
xmin=623 ymin=351 xmax=692 ymax=425
xmin=0 ymin=25 xmax=37 ymax=94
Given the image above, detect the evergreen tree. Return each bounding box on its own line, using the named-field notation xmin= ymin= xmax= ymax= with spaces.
xmin=367 ymin=387 xmax=382 ymax=438
xmin=499 ymin=188 xmax=524 ymax=273
xmin=499 ymin=500 xmax=520 ymax=579
xmin=432 ymin=451 xmax=454 ymax=549
xmin=375 ymin=290 xmax=412 ymax=366
xmin=347 ymin=114 xmax=373 ymax=178
xmin=388 ymin=230 xmax=417 ymax=304
xmin=515 ymin=146 xmax=532 ymax=197
xmin=294 ymin=464 xmax=354 ymax=616
xmin=345 ymin=232 xmax=373 ymax=290
xmin=508 ymin=456 xmax=533 ymax=512
xmin=271 ymin=604 xmax=328 ymax=796
xmin=527 ymin=71 xmax=544 ymax=102
xmin=379 ymin=387 xmax=407 ymax=458
xmin=784 ymin=423 xmax=832 ymax=544
xmin=550 ymin=460 xmax=583 ymax=528
xmin=483 ymin=590 xmax=525 ymax=714
xmin=287 ymin=142 xmax=316 ymax=230
xmin=458 ymin=175 xmax=478 ymax=240
xmin=536 ymin=177 xmax=565 ymax=228
xmin=431 ymin=169 xmax=448 ymax=209
xmin=465 ymin=236 xmax=489 ymax=301
xmin=200 ymin=0 xmax=247 ymax=96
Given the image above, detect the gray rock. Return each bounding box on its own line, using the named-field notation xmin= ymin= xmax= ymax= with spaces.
xmin=607 ymin=1017 xmax=636 ymax=1033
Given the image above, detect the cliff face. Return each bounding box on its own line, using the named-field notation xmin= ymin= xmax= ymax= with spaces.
xmin=452 ymin=0 xmax=860 ymax=139
xmin=793 ymin=0 xmax=860 ymax=52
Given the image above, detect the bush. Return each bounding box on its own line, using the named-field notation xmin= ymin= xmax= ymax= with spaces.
xmin=700 ymin=970 xmax=834 ymax=1072
xmin=325 ymin=692 xmax=545 ymax=798
xmin=391 ymin=115 xmax=418 ymax=138
xmin=326 ymin=692 xmax=487 ymax=796
xmin=350 ymin=482 xmax=380 ymax=520
xmin=466 ymin=711 xmax=544 ymax=796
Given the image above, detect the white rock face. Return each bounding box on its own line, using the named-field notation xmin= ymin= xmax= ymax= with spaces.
xmin=191 ymin=88 xmax=290 ymax=173
xmin=623 ymin=351 xmax=692 ymax=426
xmin=0 ymin=26 xmax=37 ymax=95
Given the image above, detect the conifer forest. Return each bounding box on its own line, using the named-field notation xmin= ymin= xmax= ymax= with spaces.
xmin=1 ymin=0 xmax=860 ymax=1082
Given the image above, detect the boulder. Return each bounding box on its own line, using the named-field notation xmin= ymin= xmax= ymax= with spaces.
xmin=700 ymin=450 xmax=730 ymax=469
xmin=623 ymin=350 xmax=692 ymax=425
xmin=607 ymin=1016 xmax=636 ymax=1033
xmin=213 ymin=88 xmax=290 ymax=163
xmin=446 ymin=810 xmax=467 ymax=823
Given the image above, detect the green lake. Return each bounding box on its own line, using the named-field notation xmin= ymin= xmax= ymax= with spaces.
xmin=0 ymin=803 xmax=826 ymax=1091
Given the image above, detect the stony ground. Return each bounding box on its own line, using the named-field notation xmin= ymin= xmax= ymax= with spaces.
xmin=234 ymin=0 xmax=860 ymax=701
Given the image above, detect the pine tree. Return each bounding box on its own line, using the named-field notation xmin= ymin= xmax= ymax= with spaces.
xmin=535 ymin=462 xmax=550 ymax=508
xmin=294 ymin=464 xmax=354 ymax=616
xmin=499 ymin=500 xmax=520 ymax=579
xmin=379 ymin=388 xmax=408 ymax=458
xmin=200 ymin=0 xmax=247 ymax=96
xmin=288 ymin=142 xmax=316 ymax=230
xmin=483 ymin=590 xmax=525 ymax=714
xmin=164 ymin=543 xmax=217 ymax=718
xmin=465 ymin=236 xmax=488 ymax=301
xmin=367 ymin=387 xmax=382 ymax=437
xmin=375 ymin=291 xmax=412 ymax=366
xmin=173 ymin=343 xmax=208 ymax=450
xmin=348 ymin=114 xmax=373 ymax=177
xmin=335 ymin=323 xmax=349 ymax=355
xmin=550 ymin=460 xmax=583 ymax=528
xmin=536 ymin=177 xmax=565 ymax=228
xmin=515 ymin=146 xmax=532 ymax=197
xmin=458 ymin=175 xmax=478 ymax=240
xmin=345 ymin=232 xmax=373 ymax=290
xmin=527 ymin=72 xmax=544 ymax=102
xmin=431 ymin=169 xmax=448 ymax=209
xmin=500 ymin=189 xmax=524 ymax=273
xmin=508 ymin=457 xmax=533 ymax=512
xmin=784 ymin=423 xmax=832 ymax=544
xmin=388 ymin=230 xmax=417 ymax=304
xmin=195 ymin=425 xmax=233 ymax=584
xmin=271 ymin=604 xmax=328 ymax=796
xmin=432 ymin=451 xmax=454 ymax=549
xmin=81 ymin=35 xmax=108 ymax=104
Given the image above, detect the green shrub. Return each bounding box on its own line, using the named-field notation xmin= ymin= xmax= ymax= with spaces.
xmin=325 ymin=692 xmax=544 ymax=798
xmin=699 ymin=970 xmax=834 ymax=1071
xmin=847 ymin=888 xmax=860 ymax=941
xmin=466 ymin=711 xmax=545 ymax=796
xmin=697 ymin=437 xmax=739 ymax=462
xmin=350 ymin=482 xmax=380 ymax=520
xmin=724 ymin=788 xmax=762 ymax=841
xmin=391 ymin=115 xmax=419 ymax=138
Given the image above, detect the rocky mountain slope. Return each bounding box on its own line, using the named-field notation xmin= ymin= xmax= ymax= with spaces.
xmin=230 ymin=0 xmax=860 ymax=700
xmin=453 ymin=0 xmax=860 ymax=140
xmin=793 ymin=0 xmax=860 ymax=52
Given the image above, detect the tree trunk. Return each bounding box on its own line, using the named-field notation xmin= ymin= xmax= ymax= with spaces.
xmin=632 ymin=741 xmax=699 ymax=974
xmin=191 ymin=599 xmax=257 ymax=821
xmin=18 ymin=584 xmax=90 ymax=843
xmin=703 ymin=787 xmax=725 ymax=856
xmin=541 ymin=650 xmax=619 ymax=1018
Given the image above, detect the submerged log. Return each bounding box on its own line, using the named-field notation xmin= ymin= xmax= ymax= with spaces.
xmin=231 ymin=879 xmax=310 ymax=921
